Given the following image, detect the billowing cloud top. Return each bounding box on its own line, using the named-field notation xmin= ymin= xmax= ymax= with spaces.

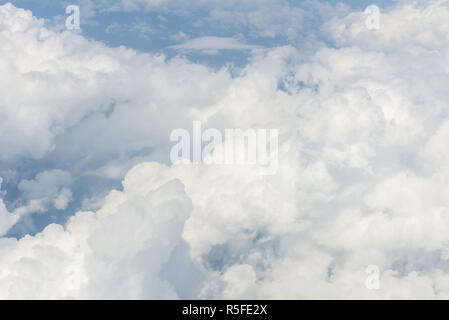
xmin=1 ymin=0 xmax=449 ymax=299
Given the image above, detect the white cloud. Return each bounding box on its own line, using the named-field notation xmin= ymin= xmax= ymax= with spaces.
xmin=14 ymin=170 xmax=73 ymax=215
xmin=322 ymin=0 xmax=449 ymax=52
xmin=0 ymin=1 xmax=233 ymax=219
xmin=2 ymin=0 xmax=449 ymax=299
xmin=0 ymin=173 xmax=193 ymax=298
xmin=0 ymin=178 xmax=19 ymax=237
xmin=171 ymin=36 xmax=260 ymax=52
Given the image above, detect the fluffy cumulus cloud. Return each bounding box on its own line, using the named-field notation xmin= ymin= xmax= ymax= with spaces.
xmin=2 ymin=0 xmax=449 ymax=299
xmin=0 ymin=0 xmax=232 ymax=227
xmin=103 ymin=0 xmax=324 ymax=35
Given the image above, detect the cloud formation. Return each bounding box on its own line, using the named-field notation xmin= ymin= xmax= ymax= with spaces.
xmin=14 ymin=170 xmax=73 ymax=215
xmin=1 ymin=0 xmax=449 ymax=299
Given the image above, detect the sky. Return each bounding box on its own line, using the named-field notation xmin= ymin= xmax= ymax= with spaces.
xmin=1 ymin=0 xmax=449 ymax=299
